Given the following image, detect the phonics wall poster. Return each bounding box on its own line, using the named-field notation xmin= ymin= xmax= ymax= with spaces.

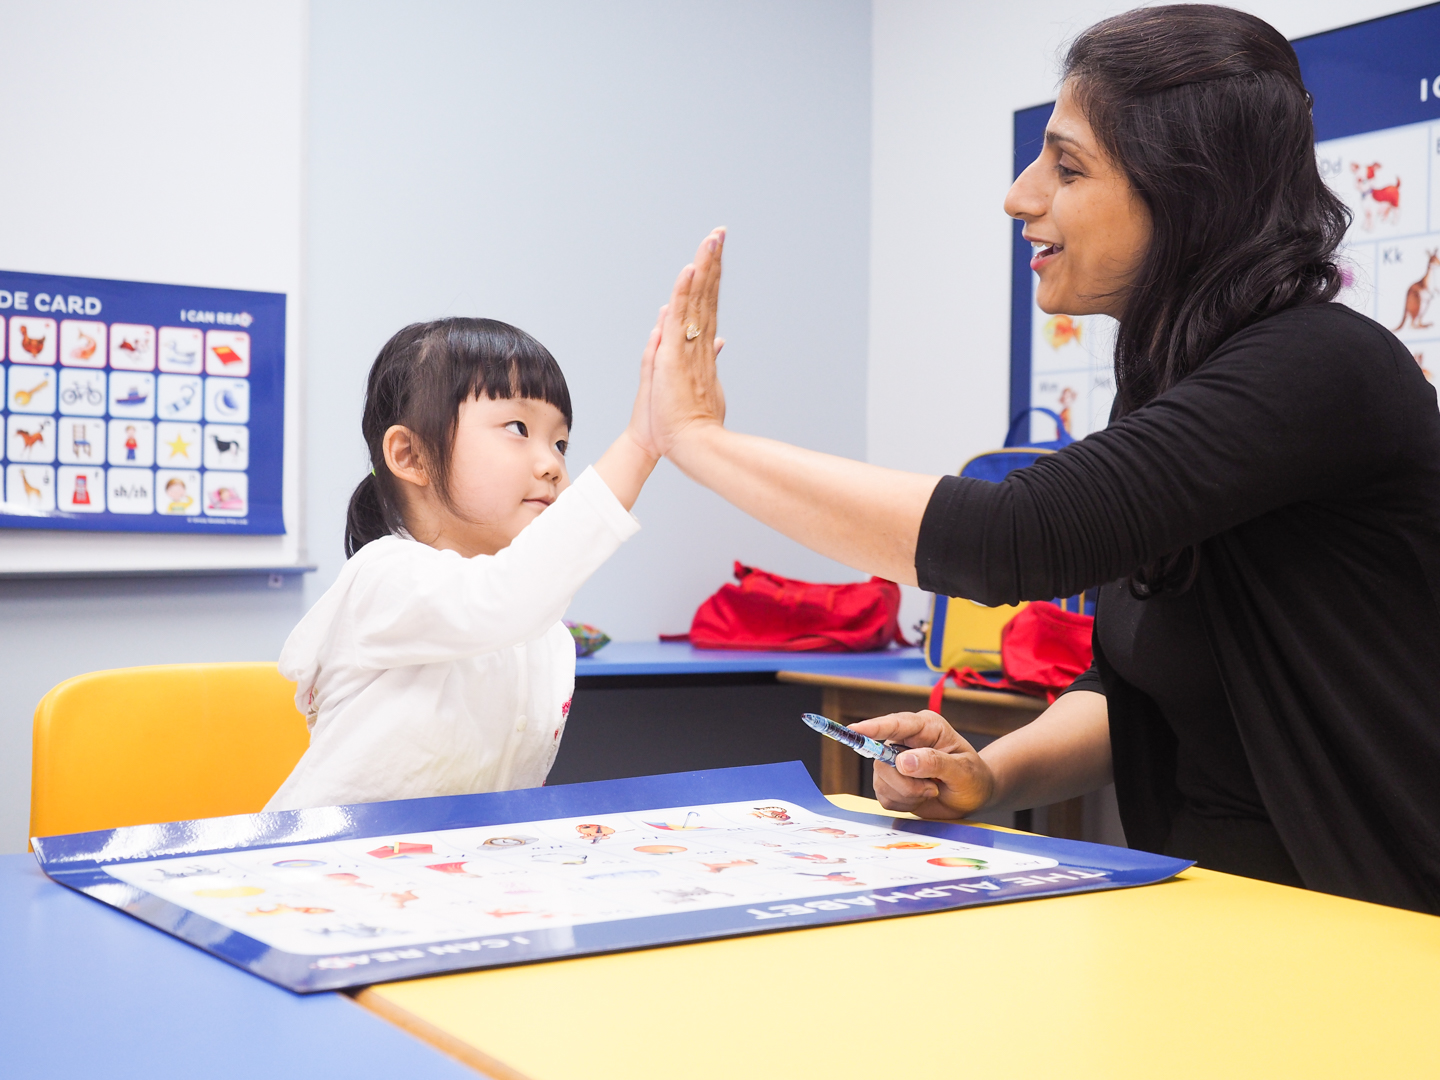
xmin=34 ymin=762 xmax=1190 ymax=992
xmin=1322 ymin=120 xmax=1440 ymax=366
xmin=0 ymin=269 xmax=284 ymax=534
xmin=1010 ymin=3 xmax=1440 ymax=444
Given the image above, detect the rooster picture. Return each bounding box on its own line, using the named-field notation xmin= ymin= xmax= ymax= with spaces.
xmin=19 ymin=325 xmax=46 ymax=360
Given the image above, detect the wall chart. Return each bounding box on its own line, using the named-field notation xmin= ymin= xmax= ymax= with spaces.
xmin=0 ymin=270 xmax=285 ymax=535
xmin=1009 ymin=3 xmax=1440 ymax=443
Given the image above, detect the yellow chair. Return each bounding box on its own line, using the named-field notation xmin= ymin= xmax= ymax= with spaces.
xmin=30 ymin=662 xmax=310 ymax=840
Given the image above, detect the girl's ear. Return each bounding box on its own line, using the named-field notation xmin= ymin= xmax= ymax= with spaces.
xmin=383 ymin=425 xmax=430 ymax=488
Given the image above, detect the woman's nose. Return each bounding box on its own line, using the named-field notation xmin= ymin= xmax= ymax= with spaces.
xmin=1004 ymin=157 xmax=1047 ymax=222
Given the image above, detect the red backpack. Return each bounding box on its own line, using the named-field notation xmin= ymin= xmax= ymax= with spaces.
xmin=928 ymin=600 xmax=1093 ymax=708
xmin=671 ymin=563 xmax=905 ymax=652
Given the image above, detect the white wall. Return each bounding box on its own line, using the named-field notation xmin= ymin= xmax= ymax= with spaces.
xmin=0 ymin=0 xmax=305 ymax=572
xmin=304 ymin=0 xmax=874 ymax=642
xmin=0 ymin=0 xmax=873 ymax=853
xmin=0 ymin=0 xmax=308 ymax=853
xmin=868 ymin=0 xmax=1421 ymax=477
xmin=0 ymin=0 xmax=1410 ymax=854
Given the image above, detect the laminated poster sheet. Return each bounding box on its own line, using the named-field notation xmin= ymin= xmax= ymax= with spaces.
xmin=34 ymin=762 xmax=1190 ymax=992
xmin=0 ymin=269 xmax=285 ymax=534
xmin=1010 ymin=3 xmax=1440 ymax=444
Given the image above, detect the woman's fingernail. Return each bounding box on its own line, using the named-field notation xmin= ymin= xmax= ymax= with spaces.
xmin=707 ymin=238 xmax=718 ymax=252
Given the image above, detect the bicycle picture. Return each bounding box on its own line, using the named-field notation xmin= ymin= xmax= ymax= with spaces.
xmin=61 ymin=382 xmax=105 ymax=407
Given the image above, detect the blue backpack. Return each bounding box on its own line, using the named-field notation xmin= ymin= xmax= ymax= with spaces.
xmin=958 ymin=407 xmax=1073 ymax=482
xmin=923 ymin=408 xmax=1091 ymax=673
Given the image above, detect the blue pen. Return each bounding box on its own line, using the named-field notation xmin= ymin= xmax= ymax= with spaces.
xmin=801 ymin=713 xmax=907 ymax=767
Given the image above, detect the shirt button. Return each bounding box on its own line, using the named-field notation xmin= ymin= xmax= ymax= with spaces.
xmin=516 ymin=714 xmax=528 ymax=732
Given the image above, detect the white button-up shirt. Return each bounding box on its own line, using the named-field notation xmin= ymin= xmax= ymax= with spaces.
xmin=265 ymin=467 xmax=639 ymax=811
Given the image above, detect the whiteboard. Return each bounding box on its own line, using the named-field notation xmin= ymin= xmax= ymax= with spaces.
xmin=0 ymin=1 xmax=304 ymax=574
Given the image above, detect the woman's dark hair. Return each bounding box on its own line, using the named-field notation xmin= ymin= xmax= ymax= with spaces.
xmin=344 ymin=318 xmax=572 ymax=557
xmin=1062 ymin=5 xmax=1349 ymax=595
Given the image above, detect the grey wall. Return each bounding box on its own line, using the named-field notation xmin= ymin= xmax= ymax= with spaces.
xmin=0 ymin=0 xmax=873 ymax=853
xmin=304 ymin=0 xmax=874 ymax=641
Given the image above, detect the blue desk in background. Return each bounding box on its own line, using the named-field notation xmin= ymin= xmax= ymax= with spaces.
xmin=574 ymin=640 xmax=932 ymax=678
xmin=563 ymin=643 xmax=1054 ymax=824
xmin=0 ymin=853 xmax=473 ymax=1080
xmin=559 ymin=642 xmax=938 ymax=795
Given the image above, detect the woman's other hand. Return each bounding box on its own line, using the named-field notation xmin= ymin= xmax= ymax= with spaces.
xmin=849 ymin=711 xmax=995 ymax=820
xmin=650 ymin=227 xmax=727 ymax=455
xmin=852 ymin=691 xmax=1112 ymax=823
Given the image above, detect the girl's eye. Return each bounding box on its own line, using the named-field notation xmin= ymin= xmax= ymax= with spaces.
xmin=505 ymin=421 xmax=528 ymax=437
xmin=1057 ymin=163 xmax=1081 ymax=180
xmin=556 ymin=440 xmax=568 ymax=456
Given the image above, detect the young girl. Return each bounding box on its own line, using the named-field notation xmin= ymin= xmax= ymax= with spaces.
xmin=265 ymin=314 xmax=662 ymax=810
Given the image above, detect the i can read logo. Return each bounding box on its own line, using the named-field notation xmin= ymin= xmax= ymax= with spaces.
xmin=179 ymin=309 xmax=254 ymax=327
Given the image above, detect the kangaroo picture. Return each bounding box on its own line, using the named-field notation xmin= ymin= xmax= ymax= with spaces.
xmin=1395 ymin=249 xmax=1440 ymax=331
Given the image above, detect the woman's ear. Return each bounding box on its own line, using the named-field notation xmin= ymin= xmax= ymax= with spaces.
xmin=383 ymin=425 xmax=430 ymax=488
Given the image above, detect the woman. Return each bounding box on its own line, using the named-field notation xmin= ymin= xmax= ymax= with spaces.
xmin=650 ymin=5 xmax=1440 ymax=914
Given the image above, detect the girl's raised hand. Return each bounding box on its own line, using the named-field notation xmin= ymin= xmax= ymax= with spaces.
xmin=649 ymin=228 xmax=727 ymax=456
xmin=625 ymin=304 xmax=666 ymax=461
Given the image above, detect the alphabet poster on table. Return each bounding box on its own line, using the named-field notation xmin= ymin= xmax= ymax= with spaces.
xmin=34 ymin=762 xmax=1191 ymax=992
xmin=0 ymin=270 xmax=284 ymax=534
xmin=1009 ymin=4 xmax=1440 ymax=444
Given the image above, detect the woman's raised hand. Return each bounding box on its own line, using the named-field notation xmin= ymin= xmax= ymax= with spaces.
xmin=849 ymin=711 xmax=996 ymax=820
xmin=649 ymin=227 xmax=727 ymax=456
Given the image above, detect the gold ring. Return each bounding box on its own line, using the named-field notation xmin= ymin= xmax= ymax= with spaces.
xmin=685 ymin=323 xmax=700 ymax=341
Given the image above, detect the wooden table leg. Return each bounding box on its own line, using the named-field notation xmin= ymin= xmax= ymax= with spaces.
xmin=1046 ymin=796 xmax=1085 ymax=840
xmin=810 ymin=683 xmax=1088 ymax=840
xmin=818 ymin=687 xmax=860 ymax=795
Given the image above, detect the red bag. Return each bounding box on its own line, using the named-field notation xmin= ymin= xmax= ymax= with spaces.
xmin=928 ymin=601 xmax=1094 ymax=708
xmin=671 ymin=562 xmax=905 ymax=652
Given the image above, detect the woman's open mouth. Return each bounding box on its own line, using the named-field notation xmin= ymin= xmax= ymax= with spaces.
xmin=1030 ymin=240 xmax=1064 ymax=271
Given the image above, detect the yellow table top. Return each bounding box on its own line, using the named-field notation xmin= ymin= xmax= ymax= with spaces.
xmin=356 ymin=795 xmax=1440 ymax=1080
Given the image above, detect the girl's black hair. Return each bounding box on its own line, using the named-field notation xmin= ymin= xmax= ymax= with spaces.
xmin=344 ymin=318 xmax=573 ymax=557
xmin=1061 ymin=5 xmax=1349 ymax=596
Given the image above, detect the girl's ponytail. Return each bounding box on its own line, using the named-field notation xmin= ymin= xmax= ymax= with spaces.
xmin=344 ymin=471 xmax=390 ymax=558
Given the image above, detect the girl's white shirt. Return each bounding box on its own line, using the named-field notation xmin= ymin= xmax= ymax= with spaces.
xmin=265 ymin=466 xmax=639 ymax=811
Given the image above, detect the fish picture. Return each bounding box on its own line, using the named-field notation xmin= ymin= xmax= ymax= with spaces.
xmin=1042 ymin=313 xmax=1082 ymax=349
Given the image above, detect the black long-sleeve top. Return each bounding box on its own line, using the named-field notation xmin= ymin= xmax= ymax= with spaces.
xmin=915 ymin=303 xmax=1440 ymax=914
